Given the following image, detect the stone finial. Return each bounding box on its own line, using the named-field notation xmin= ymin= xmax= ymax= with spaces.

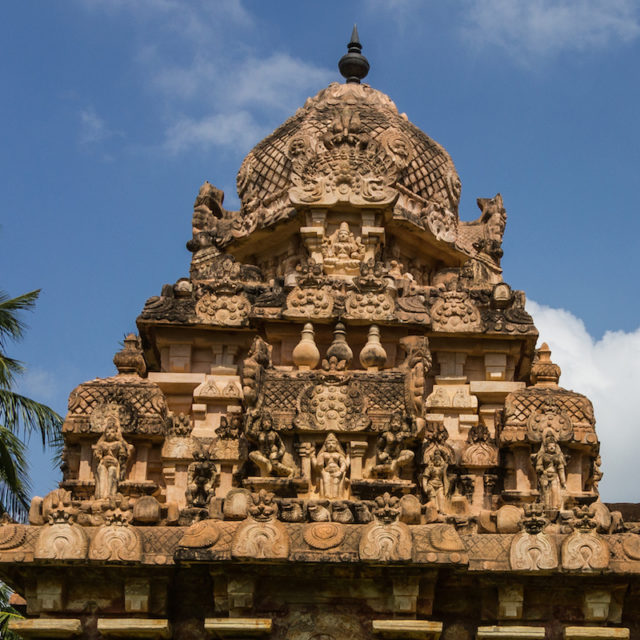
xmin=113 ymin=334 xmax=146 ymax=376
xmin=359 ymin=325 xmax=387 ymax=371
xmin=323 ymin=322 xmax=353 ymax=370
xmin=338 ymin=24 xmax=370 ymax=84
xmin=292 ymin=323 xmax=320 ymax=371
xmin=531 ymin=342 xmax=561 ymax=387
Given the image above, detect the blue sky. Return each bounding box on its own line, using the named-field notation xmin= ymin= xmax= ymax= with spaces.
xmin=2 ymin=0 xmax=639 ymax=502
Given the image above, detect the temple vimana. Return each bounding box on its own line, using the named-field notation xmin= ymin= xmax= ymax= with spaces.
xmin=5 ymin=29 xmax=640 ymax=640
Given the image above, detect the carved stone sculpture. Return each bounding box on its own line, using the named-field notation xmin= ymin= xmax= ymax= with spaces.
xmin=322 ymin=222 xmax=365 ymax=275
xmin=247 ymin=413 xmax=295 ymax=478
xmin=92 ymin=413 xmax=134 ymax=500
xmin=185 ymin=446 xmax=218 ymax=509
xmin=421 ymin=448 xmax=450 ymax=513
xmin=372 ymin=413 xmax=414 ymax=479
xmin=532 ymin=429 xmax=567 ymax=511
xmin=311 ymin=433 xmax=350 ymax=499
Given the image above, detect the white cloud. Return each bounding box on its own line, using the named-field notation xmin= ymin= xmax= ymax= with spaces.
xmin=79 ymin=0 xmax=332 ymax=154
xmin=79 ymin=107 xmax=112 ymax=145
xmin=527 ymin=300 xmax=640 ymax=502
xmin=461 ymin=0 xmax=640 ymax=62
xmin=165 ymin=111 xmax=266 ymax=154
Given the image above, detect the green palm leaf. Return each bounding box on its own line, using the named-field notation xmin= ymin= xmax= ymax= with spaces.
xmin=0 ymin=288 xmax=63 ymax=520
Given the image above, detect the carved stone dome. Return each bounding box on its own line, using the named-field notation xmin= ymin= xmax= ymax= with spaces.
xmin=236 ymin=82 xmax=460 ymax=224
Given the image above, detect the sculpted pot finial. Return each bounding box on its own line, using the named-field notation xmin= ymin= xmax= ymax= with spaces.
xmin=338 ymin=24 xmax=370 ymax=84
xmin=359 ymin=325 xmax=387 ymax=371
xmin=292 ymin=323 xmax=320 ymax=371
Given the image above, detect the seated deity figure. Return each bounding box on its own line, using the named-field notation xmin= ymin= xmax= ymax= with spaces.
xmin=373 ymin=413 xmax=414 ymax=479
xmin=322 ymin=222 xmax=365 ymax=274
xmin=92 ymin=413 xmax=134 ymax=500
xmin=247 ymin=412 xmax=295 ymax=478
xmin=421 ymin=448 xmax=450 ymax=513
xmin=533 ymin=429 xmax=567 ymax=510
xmin=311 ymin=433 xmax=350 ymax=499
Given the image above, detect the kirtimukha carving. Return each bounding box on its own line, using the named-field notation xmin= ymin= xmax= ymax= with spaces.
xmin=311 ymin=433 xmax=350 ymax=498
xmin=9 ymin=32 xmax=637 ymax=640
xmin=92 ymin=412 xmax=134 ymax=499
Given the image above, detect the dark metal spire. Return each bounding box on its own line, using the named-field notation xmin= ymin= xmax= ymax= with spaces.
xmin=338 ymin=24 xmax=370 ymax=84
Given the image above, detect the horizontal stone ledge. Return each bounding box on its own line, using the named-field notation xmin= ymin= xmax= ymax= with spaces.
xmin=477 ymin=626 xmax=546 ymax=640
xmin=204 ymin=618 xmax=272 ymax=636
xmin=9 ymin=618 xmax=82 ymax=638
xmin=372 ymin=619 xmax=443 ymax=639
xmin=564 ymin=627 xmax=630 ymax=640
xmin=97 ymin=618 xmax=170 ymax=637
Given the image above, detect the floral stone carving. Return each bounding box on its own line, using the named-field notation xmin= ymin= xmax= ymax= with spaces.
xmin=35 ymin=523 xmax=89 ymax=561
xmin=195 ymin=292 xmax=251 ymax=326
xmin=232 ymin=491 xmax=290 ymax=560
xmin=509 ymin=531 xmax=558 ymax=571
xmin=89 ymin=524 xmax=143 ymax=562
xmin=284 ymin=287 xmax=334 ymax=319
xmin=303 ymin=522 xmax=346 ymax=550
xmin=430 ymin=289 xmax=481 ymax=332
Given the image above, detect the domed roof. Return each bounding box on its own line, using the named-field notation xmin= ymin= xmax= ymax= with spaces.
xmin=236 ymin=82 xmax=460 ymax=231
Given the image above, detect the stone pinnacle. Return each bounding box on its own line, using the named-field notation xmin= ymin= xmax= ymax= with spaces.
xmin=338 ymin=24 xmax=370 ymax=84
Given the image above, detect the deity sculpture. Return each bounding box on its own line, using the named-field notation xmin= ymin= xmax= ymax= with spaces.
xmin=242 ymin=335 xmax=272 ymax=407
xmin=311 ymin=433 xmax=350 ymax=499
xmin=372 ymin=413 xmax=414 ymax=479
xmin=92 ymin=415 xmax=134 ymax=500
xmin=322 ymin=222 xmax=365 ymax=274
xmin=421 ymin=448 xmax=450 ymax=513
xmin=216 ymin=414 xmax=242 ymax=440
xmin=532 ymin=429 xmax=567 ymax=510
xmin=247 ymin=412 xmax=295 ymax=478
xmin=186 ymin=446 xmax=218 ymax=509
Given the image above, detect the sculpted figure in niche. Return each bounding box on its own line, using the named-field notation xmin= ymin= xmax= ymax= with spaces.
xmin=533 ymin=429 xmax=567 ymax=510
xmin=311 ymin=433 xmax=350 ymax=498
xmin=92 ymin=414 xmax=134 ymax=500
xmin=247 ymin=413 xmax=294 ymax=478
xmin=373 ymin=413 xmax=414 ymax=479
xmin=421 ymin=448 xmax=450 ymax=514
xmin=322 ymin=222 xmax=365 ymax=274
xmin=186 ymin=447 xmax=217 ymax=508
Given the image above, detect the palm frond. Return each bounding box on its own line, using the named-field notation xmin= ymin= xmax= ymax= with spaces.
xmin=0 ymin=390 xmax=62 ymax=447
xmin=0 ymin=290 xmax=40 ymax=348
xmin=0 ymin=425 xmax=29 ymax=519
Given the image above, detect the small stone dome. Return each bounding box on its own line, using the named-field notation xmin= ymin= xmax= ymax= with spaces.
xmin=236 ymin=82 xmax=460 ymax=225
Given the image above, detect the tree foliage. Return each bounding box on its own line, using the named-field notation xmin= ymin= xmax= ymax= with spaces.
xmin=0 ymin=289 xmax=62 ymax=520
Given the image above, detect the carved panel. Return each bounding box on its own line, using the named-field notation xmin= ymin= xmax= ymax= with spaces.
xmin=34 ymin=524 xmax=88 ymax=560
xmin=431 ymin=290 xmax=481 ymax=332
xmin=195 ymin=293 xmax=251 ymax=326
xmin=232 ymin=520 xmax=290 ymax=559
xmin=284 ymin=287 xmax=334 ymax=319
xmin=509 ymin=531 xmax=558 ymax=570
xmin=358 ymin=521 xmax=412 ymax=562
xmin=561 ymin=531 xmax=609 ymax=570
xmin=89 ymin=525 xmax=143 ymax=562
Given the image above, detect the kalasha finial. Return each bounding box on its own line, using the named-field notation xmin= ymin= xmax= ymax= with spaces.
xmin=338 ymin=24 xmax=370 ymax=84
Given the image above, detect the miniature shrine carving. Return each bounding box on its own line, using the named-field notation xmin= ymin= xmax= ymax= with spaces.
xmin=3 ymin=31 xmax=636 ymax=640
